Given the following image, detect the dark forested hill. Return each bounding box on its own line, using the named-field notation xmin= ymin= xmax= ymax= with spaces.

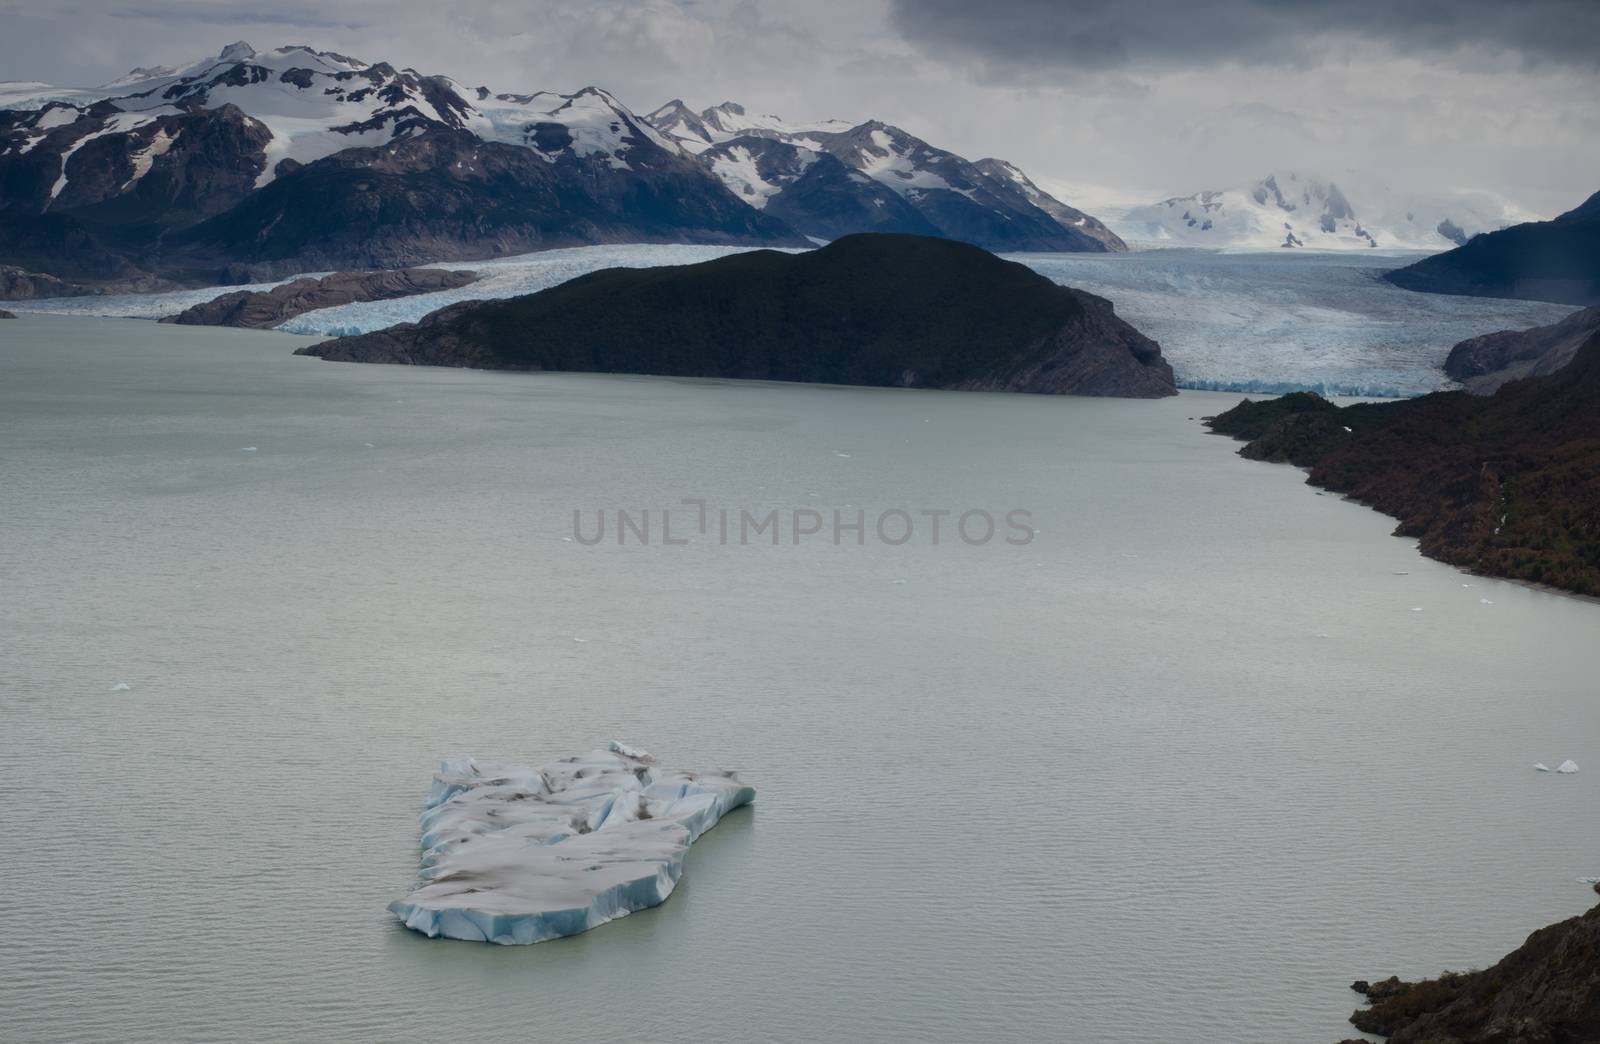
xmin=299 ymin=233 xmax=1177 ymax=397
xmin=1208 ymin=331 xmax=1600 ymax=594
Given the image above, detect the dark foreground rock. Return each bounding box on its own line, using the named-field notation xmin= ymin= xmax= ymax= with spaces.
xmin=1339 ymin=902 xmax=1600 ymax=1043
xmin=1444 ymin=306 xmax=1600 ymax=395
xmin=0 ymin=309 xmax=15 ymax=318
xmin=299 ymin=233 xmax=1177 ymax=397
xmin=161 ymin=268 xmax=479 ymax=329
xmin=1385 ymin=190 xmax=1600 ymax=306
xmin=1206 ymin=331 xmax=1600 ymax=596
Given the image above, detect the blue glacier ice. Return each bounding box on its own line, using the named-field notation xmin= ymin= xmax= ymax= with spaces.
xmin=1008 ymin=248 xmax=1576 ymax=397
xmin=389 ymin=741 xmax=754 ymax=945
xmin=6 ymin=243 xmax=1577 ymax=398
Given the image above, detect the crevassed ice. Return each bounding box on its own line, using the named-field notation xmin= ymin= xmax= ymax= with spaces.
xmin=389 ymin=741 xmax=754 ymax=945
xmin=6 ymin=245 xmax=1575 ymax=399
xmin=272 ymin=247 xmax=1576 ymax=396
xmin=277 ymin=243 xmax=788 ymax=336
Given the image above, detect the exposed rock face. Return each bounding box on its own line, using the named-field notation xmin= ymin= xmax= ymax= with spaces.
xmin=299 ymin=233 xmax=1176 ymax=398
xmin=1444 ymin=306 xmax=1600 ymax=394
xmin=0 ymin=309 xmax=15 ymax=318
xmin=1386 ymin=190 xmax=1600 ymax=305
xmin=970 ymin=158 xmax=1127 ymax=252
xmin=1340 ymin=903 xmax=1600 ymax=1043
xmin=0 ymin=265 xmax=102 ymax=299
xmin=161 ymin=129 xmax=799 ymax=282
xmin=645 ymin=101 xmax=1126 ymax=253
xmin=0 ymin=44 xmax=805 ymax=289
xmin=161 ymin=267 xmax=478 ymax=328
xmin=1207 ymin=331 xmax=1600 ymax=596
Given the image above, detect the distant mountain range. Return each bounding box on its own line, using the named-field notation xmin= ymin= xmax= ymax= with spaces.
xmin=643 ymin=100 xmax=1126 ymax=253
xmin=1117 ymin=171 xmax=1531 ymax=251
xmin=0 ymin=43 xmax=1121 ymax=293
xmin=0 ymin=43 xmax=801 ymax=289
xmin=0 ymin=42 xmax=1578 ymax=297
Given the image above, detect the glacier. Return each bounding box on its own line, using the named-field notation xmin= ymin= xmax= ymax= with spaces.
xmin=5 ymin=243 xmax=1576 ymax=398
xmin=389 ymin=741 xmax=754 ymax=945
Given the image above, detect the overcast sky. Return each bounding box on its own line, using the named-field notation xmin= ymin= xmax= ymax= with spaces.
xmin=3 ymin=0 xmax=1596 ymax=217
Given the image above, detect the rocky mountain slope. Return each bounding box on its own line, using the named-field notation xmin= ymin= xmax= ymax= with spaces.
xmin=1386 ymin=190 xmax=1600 ymax=305
xmin=645 ymin=100 xmax=1125 ymax=253
xmin=161 ymin=267 xmax=477 ymax=328
xmin=1207 ymin=330 xmax=1600 ymax=595
xmin=1338 ymin=900 xmax=1600 ymax=1043
xmin=1445 ymin=306 xmax=1600 ymax=394
xmin=299 ymin=233 xmax=1175 ymax=397
xmin=0 ymin=43 xmax=802 ymax=288
xmin=1119 ymin=171 xmax=1528 ymax=250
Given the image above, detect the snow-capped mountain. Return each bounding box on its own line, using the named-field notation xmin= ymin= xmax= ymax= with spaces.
xmin=1117 ymin=171 xmax=1533 ymax=251
xmin=4 ymin=43 xmax=692 ymax=198
xmin=0 ymin=43 xmax=798 ymax=288
xmin=645 ymin=100 xmax=1126 ymax=253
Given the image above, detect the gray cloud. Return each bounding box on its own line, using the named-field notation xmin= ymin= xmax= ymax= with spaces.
xmin=889 ymin=0 xmax=1600 ymax=75
xmin=0 ymin=0 xmax=1595 ymax=218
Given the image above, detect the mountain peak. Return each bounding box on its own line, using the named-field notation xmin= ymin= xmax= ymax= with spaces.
xmin=219 ymin=41 xmax=256 ymax=62
xmin=1121 ymin=170 xmax=1528 ymax=250
xmin=1557 ymin=190 xmax=1600 ymax=223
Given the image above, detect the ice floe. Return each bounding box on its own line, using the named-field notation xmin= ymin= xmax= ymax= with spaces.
xmin=109 ymin=681 xmax=131 ymax=691
xmin=1535 ymin=761 xmax=1581 ymax=773
xmin=389 ymin=741 xmax=754 ymax=945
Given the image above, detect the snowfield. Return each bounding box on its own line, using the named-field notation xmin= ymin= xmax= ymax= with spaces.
xmin=1114 ymin=170 xmax=1534 ymax=252
xmin=389 ymin=742 xmax=754 ymax=945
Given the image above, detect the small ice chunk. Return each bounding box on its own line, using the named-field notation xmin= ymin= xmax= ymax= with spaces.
xmin=833 ymin=452 xmax=851 ymax=458
xmin=240 ymin=446 xmax=257 ymax=452
xmin=1535 ymin=763 xmax=1552 ymax=772
xmin=1557 ymin=760 xmax=1580 ymax=774
xmin=606 ymin=740 xmax=652 ymax=761
xmin=1410 ymin=607 xmax=1424 ymax=612
xmin=389 ymin=742 xmax=753 ymax=944
xmin=109 ymin=681 xmax=131 ymax=691
xmin=363 ymin=442 xmax=375 ymax=448
xmin=1393 ymin=571 xmax=1409 ymax=575
xmin=1480 ymin=598 xmax=1494 ymax=605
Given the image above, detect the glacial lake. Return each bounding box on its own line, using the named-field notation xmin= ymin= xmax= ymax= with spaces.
xmin=1 ymin=314 xmax=1595 ymax=1043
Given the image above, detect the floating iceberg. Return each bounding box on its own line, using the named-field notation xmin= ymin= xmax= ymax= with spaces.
xmin=389 ymin=741 xmax=754 ymax=945
xmin=1535 ymin=763 xmax=1551 ymax=772
xmin=1557 ymin=760 xmax=1580 ymax=774
xmin=109 ymin=681 xmax=131 ymax=691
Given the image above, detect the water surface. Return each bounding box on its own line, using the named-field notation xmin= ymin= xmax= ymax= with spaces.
xmin=1 ymin=315 xmax=1595 ymax=1043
